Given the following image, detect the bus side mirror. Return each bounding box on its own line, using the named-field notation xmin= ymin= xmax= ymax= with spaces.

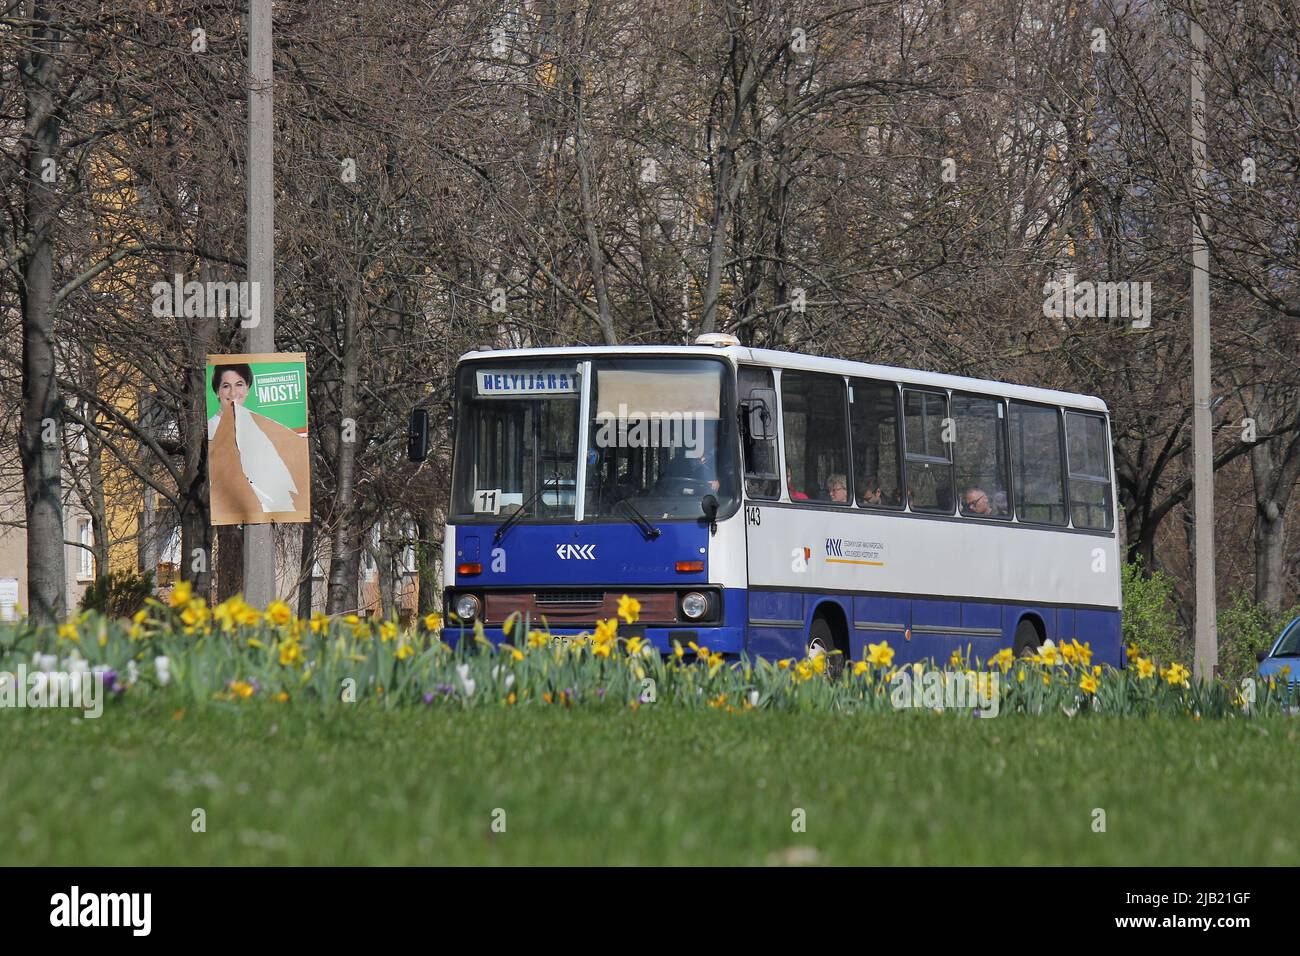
xmin=408 ymin=408 xmax=429 ymax=463
xmin=744 ymin=389 xmax=777 ymax=442
xmin=701 ymin=494 xmax=718 ymax=535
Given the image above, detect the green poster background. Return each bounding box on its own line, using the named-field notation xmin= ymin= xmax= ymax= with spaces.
xmin=206 ymin=354 xmax=308 ymax=432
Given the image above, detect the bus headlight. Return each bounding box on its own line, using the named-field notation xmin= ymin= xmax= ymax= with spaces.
xmin=454 ymin=594 xmax=482 ymax=622
xmin=680 ymin=591 xmax=709 ymax=620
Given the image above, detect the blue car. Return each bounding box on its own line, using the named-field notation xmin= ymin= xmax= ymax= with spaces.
xmin=1257 ymin=616 xmax=1300 ymax=691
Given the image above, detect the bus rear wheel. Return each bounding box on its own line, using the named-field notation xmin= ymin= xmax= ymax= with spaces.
xmin=807 ymin=617 xmax=845 ymax=679
xmin=1014 ymin=619 xmax=1042 ymax=658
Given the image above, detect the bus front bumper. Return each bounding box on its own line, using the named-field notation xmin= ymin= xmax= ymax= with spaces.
xmin=439 ymin=624 xmax=746 ymax=656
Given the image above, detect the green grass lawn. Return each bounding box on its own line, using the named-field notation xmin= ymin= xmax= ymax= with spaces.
xmin=2 ymin=701 xmax=1296 ymax=865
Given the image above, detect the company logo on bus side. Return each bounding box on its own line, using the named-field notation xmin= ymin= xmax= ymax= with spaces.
xmin=556 ymin=544 xmax=596 ymax=560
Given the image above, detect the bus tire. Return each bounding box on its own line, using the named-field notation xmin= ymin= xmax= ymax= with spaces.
xmin=808 ymin=616 xmax=845 ymax=679
xmin=1014 ymin=618 xmax=1042 ymax=658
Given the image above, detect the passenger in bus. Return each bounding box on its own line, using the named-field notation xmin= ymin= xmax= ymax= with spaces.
xmin=826 ymin=474 xmax=849 ymax=504
xmin=786 ymin=467 xmax=809 ymax=501
xmin=962 ymin=487 xmax=994 ymax=516
xmin=857 ymin=476 xmax=883 ymax=506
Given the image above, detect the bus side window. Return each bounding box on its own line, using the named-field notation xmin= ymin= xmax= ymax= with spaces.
xmin=782 ymin=370 xmax=850 ymax=503
xmin=739 ymin=366 xmax=779 ymax=499
xmin=850 ymin=378 xmax=903 ymax=508
xmin=903 ymin=389 xmax=954 ymax=514
xmin=1009 ymin=402 xmax=1068 ymax=526
xmin=952 ymin=393 xmax=1010 ymax=518
xmin=1065 ymin=411 xmax=1113 ymax=531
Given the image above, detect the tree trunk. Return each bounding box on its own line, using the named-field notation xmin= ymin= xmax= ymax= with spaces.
xmin=326 ymin=285 xmax=361 ymax=614
xmin=18 ymin=2 xmax=66 ymax=626
xmin=296 ymin=520 xmax=317 ymax=620
xmin=215 ymin=526 xmax=243 ymax=601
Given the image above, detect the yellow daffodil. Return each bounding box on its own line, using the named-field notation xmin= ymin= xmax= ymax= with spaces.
xmin=617 ymin=594 xmax=641 ymax=625
xmin=264 ymin=600 xmax=293 ymax=627
xmin=989 ymin=647 xmax=1014 ymax=673
xmin=395 ymin=642 xmax=415 ymax=661
xmin=508 ymin=646 xmax=524 ymax=662
xmin=1060 ymin=641 xmax=1077 ymax=664
xmin=625 ymin=636 xmax=646 ymax=657
xmin=853 ymin=660 xmax=870 ymax=677
xmin=1136 ymin=657 xmax=1155 ymax=679
xmin=1080 ymin=673 xmax=1098 ymax=694
xmin=379 ymin=620 xmax=398 ymax=642
xmin=235 ymin=600 xmax=261 ymax=627
xmin=169 ymin=580 xmax=192 ymax=609
xmin=527 ymin=630 xmax=548 ymax=649
xmin=1073 ymin=640 xmax=1092 ymax=667
xmin=278 ymin=640 xmax=302 ymax=666
xmin=230 ymin=680 xmax=255 ymax=699
xmin=1164 ymin=662 xmax=1190 ymax=688
xmin=310 ymin=611 xmax=329 ymax=634
xmin=57 ymin=622 xmax=79 ymax=643
xmin=594 ymin=618 xmax=618 ymax=646
xmin=866 ymin=641 xmax=894 ymax=668
xmin=276 ymin=691 xmax=290 ymax=703
xmin=950 ymin=648 xmax=965 ymax=667
xmin=794 ymin=659 xmax=814 ymax=682
xmin=424 ymin=612 xmax=442 ymax=631
xmin=592 ymin=641 xmax=613 ymax=658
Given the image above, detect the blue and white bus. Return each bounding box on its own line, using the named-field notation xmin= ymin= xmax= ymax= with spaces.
xmin=433 ymin=335 xmax=1122 ymax=668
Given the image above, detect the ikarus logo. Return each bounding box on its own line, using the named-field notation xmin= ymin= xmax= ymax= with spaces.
xmin=556 ymin=544 xmax=596 ymax=560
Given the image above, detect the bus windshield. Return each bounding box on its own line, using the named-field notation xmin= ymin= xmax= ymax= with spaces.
xmin=585 ymin=357 xmax=737 ymax=520
xmin=450 ymin=356 xmax=737 ymax=523
xmin=451 ymin=362 xmax=582 ymax=520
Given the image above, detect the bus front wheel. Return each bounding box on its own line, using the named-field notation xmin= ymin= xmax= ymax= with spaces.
xmin=807 ymin=617 xmax=845 ymax=679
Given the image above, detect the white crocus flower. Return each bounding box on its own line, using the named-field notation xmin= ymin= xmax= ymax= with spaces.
xmin=455 ymin=663 xmax=477 ymax=698
xmin=155 ymin=655 xmax=171 ymax=686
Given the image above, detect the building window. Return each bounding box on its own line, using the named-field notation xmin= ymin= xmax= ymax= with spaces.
xmin=77 ymin=519 xmax=94 ymax=580
xmin=401 ymin=520 xmax=418 ymax=574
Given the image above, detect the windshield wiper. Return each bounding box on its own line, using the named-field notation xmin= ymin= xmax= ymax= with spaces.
xmin=616 ymin=497 xmax=661 ymax=540
xmin=494 ymin=475 xmax=560 ymax=543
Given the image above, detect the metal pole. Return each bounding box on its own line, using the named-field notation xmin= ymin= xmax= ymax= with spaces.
xmin=243 ymin=0 xmax=276 ymax=607
xmin=1190 ymin=13 xmax=1217 ymax=680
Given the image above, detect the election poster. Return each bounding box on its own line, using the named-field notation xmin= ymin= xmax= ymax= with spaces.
xmin=206 ymin=353 xmax=311 ymax=526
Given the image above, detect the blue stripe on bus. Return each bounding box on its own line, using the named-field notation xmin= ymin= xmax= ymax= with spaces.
xmin=745 ymin=591 xmax=1122 ymax=667
xmin=446 ymin=580 xmax=1121 ymax=668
